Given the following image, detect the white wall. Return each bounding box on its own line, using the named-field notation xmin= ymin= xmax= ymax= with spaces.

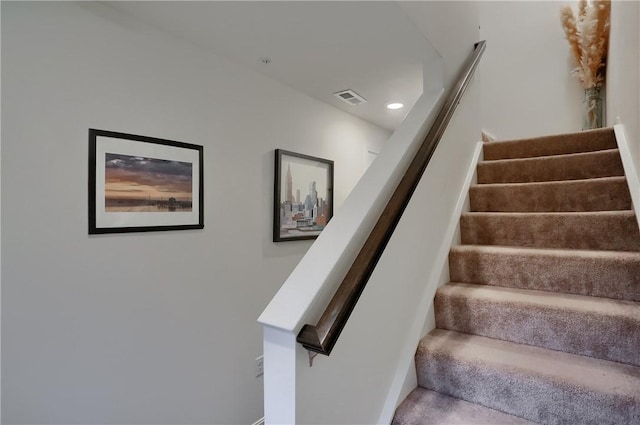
xmin=477 ymin=1 xmax=584 ymax=139
xmin=259 ymin=86 xmax=446 ymax=425
xmin=607 ymin=0 xmax=640 ymax=172
xmin=259 ymin=2 xmax=481 ymax=423
xmin=0 ymin=3 xmax=389 ymax=424
xmin=400 ymin=1 xmax=481 ymax=92
xmin=294 ymin=80 xmax=481 ymax=425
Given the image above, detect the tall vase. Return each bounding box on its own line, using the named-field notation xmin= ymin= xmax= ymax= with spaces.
xmin=583 ymin=87 xmax=603 ymax=130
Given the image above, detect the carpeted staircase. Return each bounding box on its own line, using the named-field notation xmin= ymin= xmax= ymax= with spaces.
xmin=392 ymin=128 xmax=640 ymax=425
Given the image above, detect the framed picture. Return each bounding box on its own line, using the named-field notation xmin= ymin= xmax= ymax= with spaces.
xmin=274 ymin=149 xmax=334 ymax=242
xmin=88 ymin=129 xmax=204 ymax=234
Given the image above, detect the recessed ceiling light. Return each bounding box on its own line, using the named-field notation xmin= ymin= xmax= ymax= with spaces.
xmin=386 ymin=102 xmax=404 ymax=110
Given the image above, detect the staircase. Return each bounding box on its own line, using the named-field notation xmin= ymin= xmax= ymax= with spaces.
xmin=392 ymin=128 xmax=640 ymax=425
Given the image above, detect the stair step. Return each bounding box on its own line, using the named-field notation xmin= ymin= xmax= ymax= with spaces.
xmin=469 ymin=177 xmax=632 ymax=212
xmin=477 ymin=149 xmax=624 ymax=184
xmin=449 ymin=245 xmax=640 ymax=301
xmin=483 ymin=127 xmax=617 ymax=160
xmin=392 ymin=388 xmax=535 ymax=425
xmin=460 ymin=211 xmax=640 ymax=251
xmin=435 ymin=283 xmax=640 ymax=366
xmin=416 ymin=329 xmax=640 ymax=424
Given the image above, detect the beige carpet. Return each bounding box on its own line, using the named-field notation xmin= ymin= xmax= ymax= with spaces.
xmin=393 ymin=127 xmax=640 ymax=425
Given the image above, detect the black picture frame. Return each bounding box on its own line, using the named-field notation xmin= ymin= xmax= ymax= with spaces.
xmin=274 ymin=149 xmax=334 ymax=242
xmin=89 ymin=129 xmax=204 ymax=234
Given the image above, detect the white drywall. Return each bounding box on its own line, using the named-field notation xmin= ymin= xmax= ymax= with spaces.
xmin=260 ymin=86 xmax=445 ymax=424
xmin=0 ymin=3 xmax=389 ymax=424
xmin=258 ymin=87 xmax=444 ymax=333
xmin=259 ymin=2 xmax=481 ymax=422
xmin=399 ymin=1 xmax=481 ymax=92
xmin=607 ymin=0 xmax=640 ymax=173
xmin=293 ymin=75 xmax=481 ymax=425
xmin=477 ymin=1 xmax=584 ymax=139
xmin=262 ymin=326 xmax=296 ymax=425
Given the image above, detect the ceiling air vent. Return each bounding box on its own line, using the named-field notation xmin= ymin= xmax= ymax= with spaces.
xmin=334 ymin=89 xmax=367 ymax=106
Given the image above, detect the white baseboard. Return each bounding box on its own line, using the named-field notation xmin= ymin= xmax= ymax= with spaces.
xmin=252 ymin=417 xmax=265 ymax=425
xmin=614 ymin=124 xmax=640 ymax=230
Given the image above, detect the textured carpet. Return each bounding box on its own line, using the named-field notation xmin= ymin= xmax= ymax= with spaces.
xmin=477 ymin=149 xmax=624 ymax=184
xmin=415 ymin=330 xmax=640 ymax=425
xmin=460 ymin=211 xmax=640 ymax=251
xmin=393 ymin=127 xmax=640 ymax=424
xmin=482 ymin=127 xmax=617 ymax=160
xmin=392 ymin=388 xmax=535 ymax=425
xmin=435 ymin=283 xmax=640 ymax=366
xmin=469 ymin=177 xmax=632 ymax=212
xmin=449 ymin=245 xmax=640 ymax=301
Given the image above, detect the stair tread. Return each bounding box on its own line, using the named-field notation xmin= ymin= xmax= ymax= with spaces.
xmin=477 ymin=148 xmax=624 ymax=184
xmin=460 ymin=210 xmax=640 ymax=251
xmin=392 ymin=388 xmax=535 ymax=425
xmin=469 ymin=176 xmax=632 ymax=212
xmin=451 ymin=243 xmax=640 ymax=258
xmin=416 ymin=330 xmax=640 ymax=423
xmin=419 ymin=329 xmax=640 ymax=396
xmin=439 ymin=282 xmax=640 ymax=314
xmin=480 ymin=147 xmax=621 ymax=164
xmin=486 ymin=127 xmax=613 ymax=144
xmin=462 ymin=210 xmax=636 ymax=217
xmin=436 ymin=283 xmax=640 ymax=365
xmin=472 ymin=175 xmax=627 ymax=188
xmin=449 ymin=246 xmax=640 ymax=303
xmin=483 ymin=128 xmax=616 ymax=160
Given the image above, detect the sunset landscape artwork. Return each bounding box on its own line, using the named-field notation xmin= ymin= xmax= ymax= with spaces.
xmin=104 ymin=153 xmax=193 ymax=213
xmin=89 ymin=128 xmax=203 ymax=234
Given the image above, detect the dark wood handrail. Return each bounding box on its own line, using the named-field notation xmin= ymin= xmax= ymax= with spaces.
xmin=297 ymin=41 xmax=487 ymax=356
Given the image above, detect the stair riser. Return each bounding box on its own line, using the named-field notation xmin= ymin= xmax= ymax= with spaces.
xmin=483 ymin=128 xmax=617 ymax=160
xmin=416 ymin=348 xmax=640 ymax=425
xmin=435 ymin=290 xmax=640 ymax=366
xmin=449 ymin=248 xmax=640 ymax=301
xmin=477 ymin=150 xmax=624 ymax=184
xmin=460 ymin=213 xmax=640 ymax=251
xmin=469 ymin=179 xmax=632 ymax=212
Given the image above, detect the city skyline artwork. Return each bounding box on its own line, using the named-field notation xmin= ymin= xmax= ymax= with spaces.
xmin=274 ymin=150 xmax=334 ymax=242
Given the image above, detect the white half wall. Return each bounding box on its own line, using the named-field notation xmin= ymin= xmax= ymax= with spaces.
xmin=477 ymin=1 xmax=584 ymax=139
xmin=259 ymin=85 xmax=446 ymax=425
xmin=607 ymin=0 xmax=640 ymax=173
xmin=293 ymin=77 xmax=481 ymax=425
xmin=0 ymin=3 xmax=389 ymax=424
xmin=257 ymin=3 xmax=481 ymax=422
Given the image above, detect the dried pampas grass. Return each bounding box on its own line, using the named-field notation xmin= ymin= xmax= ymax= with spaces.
xmin=560 ymin=0 xmax=610 ymax=89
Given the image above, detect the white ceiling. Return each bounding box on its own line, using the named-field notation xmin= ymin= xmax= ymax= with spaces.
xmin=104 ymin=1 xmax=439 ymax=131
